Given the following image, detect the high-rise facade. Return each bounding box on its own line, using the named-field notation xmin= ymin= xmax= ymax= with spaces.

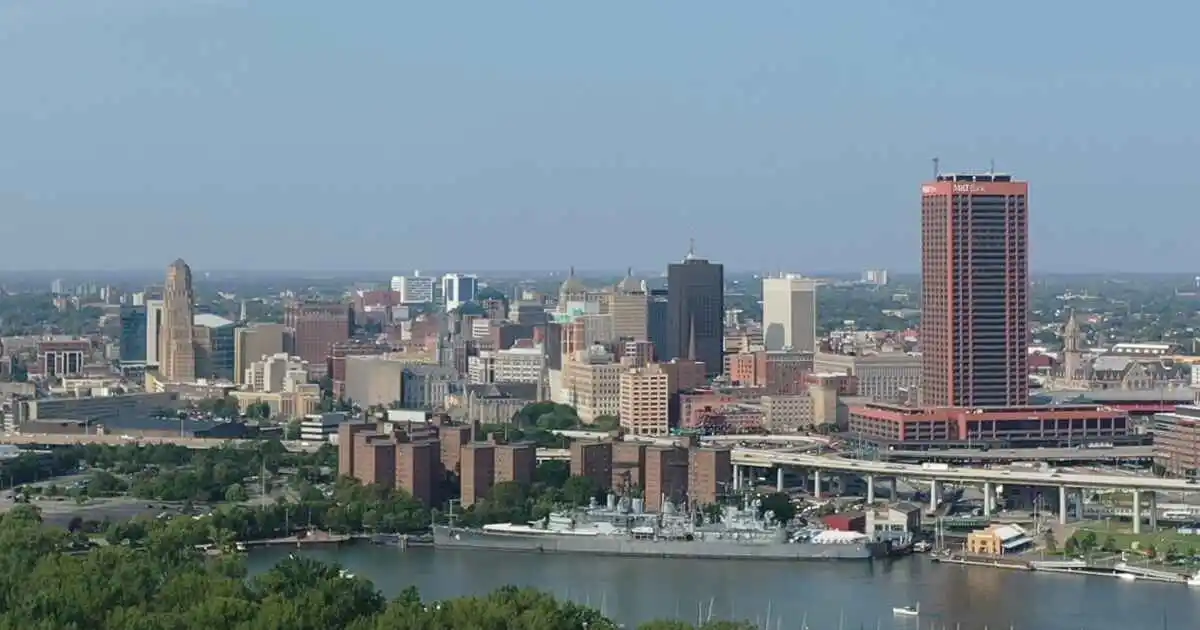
xmin=144 ymin=299 xmax=164 ymax=368
xmin=234 ymin=323 xmax=290 ymax=385
xmin=285 ymin=301 xmax=352 ymax=379
xmin=666 ymin=248 xmax=724 ymax=377
xmin=441 ymin=273 xmax=478 ymax=311
xmin=920 ymin=172 xmax=1029 ymax=407
xmin=395 ymin=272 xmax=435 ymax=304
xmin=161 ymin=259 xmax=196 ymax=383
xmin=119 ymin=305 xmax=147 ymax=364
xmin=761 ymin=274 xmax=818 ymax=353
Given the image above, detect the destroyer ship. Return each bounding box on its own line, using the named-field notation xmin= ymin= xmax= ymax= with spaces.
xmin=434 ymin=496 xmax=889 ymax=560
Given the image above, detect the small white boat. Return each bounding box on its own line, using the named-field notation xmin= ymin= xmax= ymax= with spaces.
xmin=892 ymin=603 xmax=920 ymax=616
xmin=1186 ymin=571 xmax=1200 ymax=587
xmin=1117 ymin=573 xmax=1136 ymax=581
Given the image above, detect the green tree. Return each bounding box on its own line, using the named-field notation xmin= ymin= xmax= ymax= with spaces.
xmin=1042 ymin=529 xmax=1058 ymax=553
xmin=756 ymin=493 xmax=796 ymax=525
xmin=1103 ymin=535 xmax=1119 ymax=552
xmin=562 ymin=475 xmax=600 ymax=507
xmin=1079 ymin=530 xmax=1098 ymax=552
xmin=224 ymin=483 xmax=249 ymax=503
xmin=593 ymin=415 xmax=621 ymax=431
xmin=1064 ymin=537 xmax=1079 ymax=555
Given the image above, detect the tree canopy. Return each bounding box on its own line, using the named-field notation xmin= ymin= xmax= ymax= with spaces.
xmin=0 ymin=504 xmax=753 ymax=629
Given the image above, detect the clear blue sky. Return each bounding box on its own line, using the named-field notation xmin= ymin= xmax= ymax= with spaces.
xmin=1 ymin=0 xmax=1197 ymax=273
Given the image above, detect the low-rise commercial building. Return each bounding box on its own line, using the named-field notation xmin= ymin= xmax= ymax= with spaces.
xmin=300 ymin=412 xmax=348 ymax=443
xmin=1154 ymin=405 xmax=1200 ymax=478
xmin=849 ymin=403 xmax=1131 ymax=448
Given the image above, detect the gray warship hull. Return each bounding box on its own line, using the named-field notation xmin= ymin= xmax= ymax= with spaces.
xmin=433 ymin=526 xmax=885 ymax=560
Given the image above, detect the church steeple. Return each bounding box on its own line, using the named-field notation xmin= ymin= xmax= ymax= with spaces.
xmin=1062 ymin=309 xmax=1086 ymax=386
xmin=1063 ymin=309 xmax=1083 ymax=353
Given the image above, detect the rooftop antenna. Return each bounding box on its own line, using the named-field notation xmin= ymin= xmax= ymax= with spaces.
xmin=989 ymin=158 xmax=996 ymax=175
xmin=932 ymin=157 xmax=940 ymax=179
xmin=688 ymin=238 xmax=696 ymax=257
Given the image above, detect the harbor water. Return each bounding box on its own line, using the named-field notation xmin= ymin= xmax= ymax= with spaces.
xmin=246 ymin=545 xmax=1200 ymax=629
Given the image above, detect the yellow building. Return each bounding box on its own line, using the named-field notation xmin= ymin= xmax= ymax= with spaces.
xmin=231 ymin=385 xmax=321 ymax=420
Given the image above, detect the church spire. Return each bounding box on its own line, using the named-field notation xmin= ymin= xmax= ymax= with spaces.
xmin=1063 ymin=309 xmax=1082 ymax=353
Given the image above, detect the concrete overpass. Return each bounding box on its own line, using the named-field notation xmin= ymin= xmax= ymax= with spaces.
xmin=883 ymin=445 xmax=1154 ymax=463
xmin=729 ymin=448 xmax=1192 ymax=533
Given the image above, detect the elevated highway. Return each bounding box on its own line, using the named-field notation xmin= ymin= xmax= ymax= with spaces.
xmin=0 ymin=433 xmax=321 ymax=452
xmin=884 ymin=445 xmax=1154 ymax=463
xmin=728 ymin=448 xmax=1193 ymax=492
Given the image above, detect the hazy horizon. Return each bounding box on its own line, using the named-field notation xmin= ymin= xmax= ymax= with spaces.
xmin=2 ymin=1 xmax=1197 ymax=272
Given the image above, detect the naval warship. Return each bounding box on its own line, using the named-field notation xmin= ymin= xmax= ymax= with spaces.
xmin=434 ymin=496 xmax=888 ymax=560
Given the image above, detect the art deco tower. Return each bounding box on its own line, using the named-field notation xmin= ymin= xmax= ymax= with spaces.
xmin=161 ymin=259 xmax=196 ymax=382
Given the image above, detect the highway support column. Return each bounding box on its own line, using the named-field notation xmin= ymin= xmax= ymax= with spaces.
xmin=776 ymin=467 xmax=784 ymax=493
xmin=813 ymin=469 xmax=822 ymax=498
xmin=1058 ymin=486 xmax=1068 ymax=525
xmin=1133 ymin=489 xmax=1142 ymax=534
xmin=1149 ymin=491 xmax=1157 ymax=531
xmin=866 ymin=475 xmax=875 ymax=504
xmin=983 ymin=481 xmax=993 ymax=517
xmin=929 ymin=479 xmax=940 ymax=513
xmin=889 ymin=478 xmax=898 ymax=501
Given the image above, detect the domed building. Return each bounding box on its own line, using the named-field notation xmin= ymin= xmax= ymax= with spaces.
xmin=558 ymin=267 xmax=588 ymax=304
xmin=614 ymin=267 xmax=646 ymax=295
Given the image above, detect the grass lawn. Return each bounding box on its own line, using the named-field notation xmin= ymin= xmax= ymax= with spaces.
xmin=1071 ymin=526 xmax=1200 ymax=555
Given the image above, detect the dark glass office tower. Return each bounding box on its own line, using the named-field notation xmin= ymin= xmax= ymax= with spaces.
xmin=119 ymin=305 xmax=148 ymax=363
xmin=646 ymin=290 xmax=669 ymax=362
xmin=666 ymin=248 xmax=724 ymax=377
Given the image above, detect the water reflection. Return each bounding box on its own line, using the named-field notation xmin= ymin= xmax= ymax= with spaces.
xmin=246 ymin=546 xmax=1200 ymax=629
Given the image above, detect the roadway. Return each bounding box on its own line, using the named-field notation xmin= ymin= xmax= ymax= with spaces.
xmin=728 ymin=448 xmax=1197 ymax=492
xmin=0 ymin=433 xmax=321 ymax=452
xmin=883 ymin=445 xmax=1154 ymax=463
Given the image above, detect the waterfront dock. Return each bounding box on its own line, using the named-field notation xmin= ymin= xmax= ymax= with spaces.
xmin=932 ymin=553 xmax=1193 ymax=585
xmin=242 ymin=531 xmax=351 ymax=548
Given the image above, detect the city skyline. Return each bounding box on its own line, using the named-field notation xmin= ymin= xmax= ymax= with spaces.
xmin=1 ymin=1 xmax=1198 ymax=272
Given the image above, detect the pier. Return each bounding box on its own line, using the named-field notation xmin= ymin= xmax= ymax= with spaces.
xmin=932 ymin=553 xmax=1194 ymax=585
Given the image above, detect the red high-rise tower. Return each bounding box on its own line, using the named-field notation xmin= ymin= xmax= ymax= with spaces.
xmin=921 ymin=172 xmax=1029 ymax=408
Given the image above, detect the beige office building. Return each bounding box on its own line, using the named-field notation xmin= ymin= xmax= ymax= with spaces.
xmin=234 ymin=323 xmax=290 ymax=385
xmin=814 ymin=351 xmax=921 ymax=402
xmin=244 ymin=353 xmax=309 ymax=393
xmin=562 ymin=347 xmax=622 ymax=423
xmin=161 ymin=259 xmax=196 ymax=383
xmin=343 ymin=355 xmax=407 ymax=408
xmin=609 ymin=272 xmax=649 ymax=341
xmin=619 ymin=365 xmax=669 ymax=436
xmin=762 ymin=275 xmax=818 ymax=353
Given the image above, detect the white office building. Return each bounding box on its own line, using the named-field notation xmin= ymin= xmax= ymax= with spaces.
xmin=441 ymin=273 xmax=479 ymax=311
xmin=468 ymin=346 xmax=544 ymax=385
xmin=300 ymin=412 xmax=348 ymax=443
xmin=394 ymin=272 xmax=435 ymax=304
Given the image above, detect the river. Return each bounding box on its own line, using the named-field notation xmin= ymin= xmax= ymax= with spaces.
xmin=246 ymin=545 xmax=1200 ymax=629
